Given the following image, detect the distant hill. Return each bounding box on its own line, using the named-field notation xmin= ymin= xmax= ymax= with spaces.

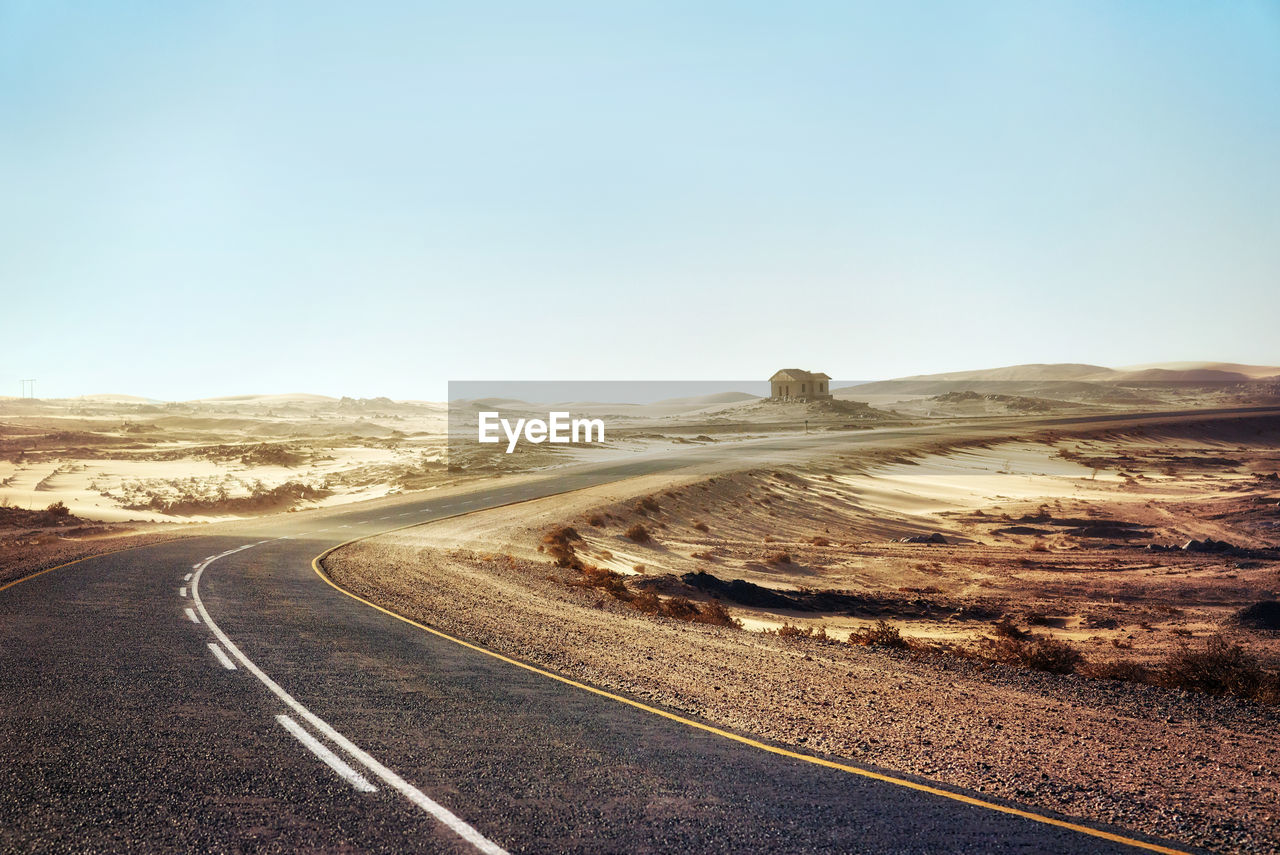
xmin=837 ymin=361 xmax=1280 ymax=405
xmin=1118 ymin=362 xmax=1280 ymax=380
xmin=76 ymin=394 xmax=165 ymax=404
xmin=193 ymin=393 xmax=340 ymax=405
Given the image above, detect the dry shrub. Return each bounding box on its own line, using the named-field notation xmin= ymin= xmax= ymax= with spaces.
xmin=691 ymin=550 xmax=715 ymax=561
xmin=694 ymin=599 xmax=740 ymax=627
xmin=990 ymin=635 xmax=1082 ymax=674
xmin=663 ymin=596 xmax=701 ymax=621
xmin=848 ymin=620 xmax=909 ymax=649
xmin=541 ymin=526 xmax=583 ymax=569
xmin=990 ymin=618 xmax=1026 ymax=639
xmin=810 ymin=536 xmax=830 ymax=546
xmin=776 ymin=624 xmax=830 ymax=642
xmin=1159 ymin=634 xmax=1278 ymax=702
xmin=624 ymin=523 xmax=651 ymax=543
xmin=692 ymin=521 xmax=710 ymax=533
xmin=628 ymin=590 xmax=661 ymax=614
xmin=766 ymin=551 xmax=791 ymax=565
xmin=638 ymin=496 xmax=660 ymax=513
xmin=572 ymin=565 xmax=631 ymax=600
xmin=1029 ymin=540 xmax=1048 ymax=553
xmin=587 ymin=515 xmax=605 ymax=527
xmin=569 ymin=565 xmax=739 ymax=629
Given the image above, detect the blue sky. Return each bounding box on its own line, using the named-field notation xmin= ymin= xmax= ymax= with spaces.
xmin=3 ymin=1 xmax=1278 ymax=400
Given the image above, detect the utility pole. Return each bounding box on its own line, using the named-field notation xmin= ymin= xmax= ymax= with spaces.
xmin=20 ymin=379 xmax=37 ymax=399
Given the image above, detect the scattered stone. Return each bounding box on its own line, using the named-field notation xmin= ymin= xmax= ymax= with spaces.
xmin=1182 ymin=538 xmax=1238 ymax=553
xmin=899 ymin=533 xmax=948 ymax=544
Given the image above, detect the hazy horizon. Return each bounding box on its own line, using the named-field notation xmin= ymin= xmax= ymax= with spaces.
xmin=7 ymin=358 xmax=1280 ymax=404
xmin=4 ymin=2 xmax=1278 ymax=400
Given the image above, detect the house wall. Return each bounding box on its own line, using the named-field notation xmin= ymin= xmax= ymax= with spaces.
xmin=771 ymin=376 xmax=830 ymax=399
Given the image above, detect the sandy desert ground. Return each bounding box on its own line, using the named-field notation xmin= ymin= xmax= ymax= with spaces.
xmin=326 ymin=406 xmax=1280 ymax=853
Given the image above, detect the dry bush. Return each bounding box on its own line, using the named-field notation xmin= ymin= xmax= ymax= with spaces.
xmin=663 ymin=596 xmax=701 ymax=621
xmin=571 ymin=565 xmax=631 ymax=600
xmin=636 ymin=496 xmax=660 ymax=514
xmin=692 ymin=521 xmax=710 ymax=533
xmin=624 ymin=523 xmax=651 ymax=543
xmin=848 ymin=620 xmax=909 ymax=649
xmin=628 ymin=591 xmax=661 ymax=614
xmin=776 ymin=624 xmax=830 ymax=642
xmin=586 ymin=515 xmax=605 ymax=527
xmin=990 ymin=618 xmax=1026 ymax=639
xmin=542 ymin=526 xmax=583 ymax=569
xmin=989 ymin=635 xmax=1082 ymax=674
xmin=765 ymin=551 xmax=791 ymax=565
xmin=810 ymin=536 xmax=830 ymax=546
xmin=566 ymin=565 xmax=739 ymax=629
xmin=1158 ymin=634 xmax=1277 ymax=702
xmin=691 ymin=551 xmax=715 ymax=561
xmin=1029 ymin=540 xmax=1048 ymax=553
xmin=692 ymin=599 xmax=740 ymax=628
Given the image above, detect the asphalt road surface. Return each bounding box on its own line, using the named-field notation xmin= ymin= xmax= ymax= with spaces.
xmin=7 ymin=409 xmax=1263 ymax=853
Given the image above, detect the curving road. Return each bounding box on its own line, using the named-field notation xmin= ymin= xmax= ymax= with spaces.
xmin=6 ymin=409 xmax=1262 ymax=853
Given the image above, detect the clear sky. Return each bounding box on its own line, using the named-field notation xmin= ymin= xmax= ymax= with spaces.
xmin=3 ymin=1 xmax=1278 ymax=400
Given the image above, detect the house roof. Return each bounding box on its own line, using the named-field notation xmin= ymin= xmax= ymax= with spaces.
xmin=770 ymin=369 xmax=829 ymax=382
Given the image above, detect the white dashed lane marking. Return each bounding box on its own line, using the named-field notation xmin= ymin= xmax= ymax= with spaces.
xmin=208 ymin=642 xmax=237 ymax=670
xmin=191 ymin=553 xmax=506 ymax=854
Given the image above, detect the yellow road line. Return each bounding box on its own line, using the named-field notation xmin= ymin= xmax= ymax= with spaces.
xmin=311 ymin=537 xmax=1191 ymax=855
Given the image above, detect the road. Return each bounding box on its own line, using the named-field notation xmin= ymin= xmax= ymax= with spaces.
xmin=6 ymin=408 xmax=1260 ymax=853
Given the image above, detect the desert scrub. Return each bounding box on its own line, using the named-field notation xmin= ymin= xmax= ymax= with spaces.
xmin=988 ymin=634 xmax=1082 ymax=674
xmin=1158 ymin=634 xmax=1279 ymax=703
xmin=848 ymin=620 xmax=909 ymax=649
xmin=624 ymin=523 xmax=651 ymax=543
xmin=566 ymin=567 xmax=740 ymax=628
xmin=775 ymin=624 xmax=831 ymax=642
xmin=124 ymin=480 xmax=330 ymax=515
xmin=541 ymin=526 xmax=583 ymax=569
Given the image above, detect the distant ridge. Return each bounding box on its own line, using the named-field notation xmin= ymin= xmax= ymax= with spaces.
xmin=836 ymin=361 xmax=1280 ymax=401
